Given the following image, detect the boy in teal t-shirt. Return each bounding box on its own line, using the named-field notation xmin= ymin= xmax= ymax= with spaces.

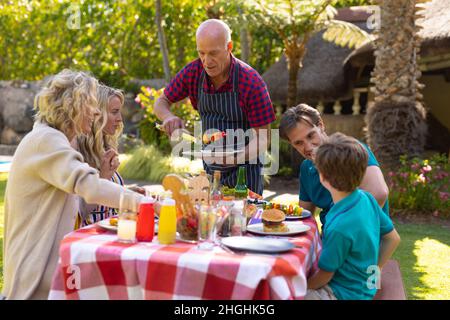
xmin=306 ymin=133 xmax=401 ymax=300
xmin=299 ymin=142 xmax=390 ymax=227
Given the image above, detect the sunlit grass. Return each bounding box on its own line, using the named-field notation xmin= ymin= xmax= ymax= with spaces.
xmin=389 ymin=223 xmax=450 ymax=299
xmin=408 ymin=237 xmax=450 ymax=299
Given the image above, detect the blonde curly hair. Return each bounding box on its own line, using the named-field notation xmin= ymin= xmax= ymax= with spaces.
xmin=77 ymin=84 xmax=124 ymax=169
xmin=34 ymin=69 xmax=98 ymax=137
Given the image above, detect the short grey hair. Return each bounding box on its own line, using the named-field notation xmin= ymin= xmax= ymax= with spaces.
xmin=196 ymin=19 xmax=232 ymax=45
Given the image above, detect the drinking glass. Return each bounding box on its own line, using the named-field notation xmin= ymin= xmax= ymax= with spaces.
xmin=117 ymin=191 xmax=139 ymax=243
xmin=197 ymin=204 xmax=218 ymax=250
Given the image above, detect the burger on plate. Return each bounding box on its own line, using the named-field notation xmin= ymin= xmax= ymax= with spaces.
xmin=261 ymin=209 xmax=288 ymax=233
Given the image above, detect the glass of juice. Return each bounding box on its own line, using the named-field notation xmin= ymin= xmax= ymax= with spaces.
xmin=197 ymin=204 xmax=218 ymax=250
xmin=117 ymin=191 xmax=138 ymax=243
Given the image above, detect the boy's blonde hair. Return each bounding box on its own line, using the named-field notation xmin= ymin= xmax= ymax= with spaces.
xmin=77 ymin=84 xmax=124 ymax=169
xmin=315 ymin=132 xmax=368 ymax=192
xmin=34 ymin=69 xmax=98 ymax=137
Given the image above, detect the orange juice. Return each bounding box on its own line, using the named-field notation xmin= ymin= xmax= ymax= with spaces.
xmin=157 ymin=196 xmax=177 ymax=245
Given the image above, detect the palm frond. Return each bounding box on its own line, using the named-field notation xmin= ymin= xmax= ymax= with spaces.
xmin=322 ymin=19 xmax=372 ymax=49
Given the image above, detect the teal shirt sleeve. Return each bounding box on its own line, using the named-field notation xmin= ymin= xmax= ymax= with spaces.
xmin=360 ymin=142 xmax=379 ymax=167
xmin=379 ymin=209 xmax=394 ymax=236
xmin=319 ymin=230 xmax=352 ymax=272
xmin=299 ymin=162 xmax=311 ymax=202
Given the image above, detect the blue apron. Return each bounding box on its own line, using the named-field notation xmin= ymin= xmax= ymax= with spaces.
xmin=197 ymin=61 xmax=263 ymax=195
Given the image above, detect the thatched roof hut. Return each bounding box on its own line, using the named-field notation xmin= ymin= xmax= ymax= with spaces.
xmin=262 ymin=8 xmax=372 ymax=106
xmin=264 ymin=1 xmax=450 ymax=106
xmin=345 ymin=0 xmax=450 ymax=70
xmin=262 ymin=32 xmax=355 ymax=105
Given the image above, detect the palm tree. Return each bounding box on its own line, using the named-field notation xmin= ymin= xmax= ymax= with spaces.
xmin=366 ymin=0 xmax=428 ymax=167
xmin=246 ymin=0 xmax=371 ymax=109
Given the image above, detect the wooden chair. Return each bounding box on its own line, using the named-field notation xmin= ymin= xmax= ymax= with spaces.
xmin=373 ymin=259 xmax=407 ymax=300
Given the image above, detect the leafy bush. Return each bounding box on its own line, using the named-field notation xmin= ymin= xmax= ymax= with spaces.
xmin=0 ymin=1 xmax=287 ymax=87
xmin=278 ymin=166 xmax=294 ymax=177
xmin=135 ymin=87 xmax=200 ymax=154
xmin=118 ymin=144 xmax=204 ymax=182
xmin=387 ymin=154 xmax=450 ymax=217
xmin=118 ymin=133 xmax=144 ymax=154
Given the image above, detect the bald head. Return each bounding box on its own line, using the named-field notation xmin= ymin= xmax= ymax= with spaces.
xmin=196 ymin=19 xmax=232 ymax=48
xmin=196 ymin=19 xmax=233 ymax=81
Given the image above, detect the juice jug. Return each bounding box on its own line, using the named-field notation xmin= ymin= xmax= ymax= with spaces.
xmin=157 ymin=192 xmax=177 ymax=245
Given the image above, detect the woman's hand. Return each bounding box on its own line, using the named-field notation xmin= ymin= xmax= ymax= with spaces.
xmin=100 ymin=149 xmax=119 ymax=180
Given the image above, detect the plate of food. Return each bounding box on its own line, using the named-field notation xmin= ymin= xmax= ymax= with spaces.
xmin=262 ymin=202 xmax=311 ymax=220
xmin=221 ymin=236 xmax=295 ymax=254
xmin=97 ymin=217 xmax=159 ymax=233
xmin=285 ymin=209 xmax=312 ymax=220
xmin=97 ymin=217 xmax=118 ymax=232
xmin=246 ymin=209 xmax=311 ymax=236
xmin=182 ymin=149 xmax=244 ymax=158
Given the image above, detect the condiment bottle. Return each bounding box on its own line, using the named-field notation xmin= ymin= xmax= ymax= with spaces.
xmin=234 ymin=166 xmax=248 ymax=199
xmin=136 ymin=196 xmax=156 ymax=242
xmin=157 ymin=191 xmax=177 ymax=245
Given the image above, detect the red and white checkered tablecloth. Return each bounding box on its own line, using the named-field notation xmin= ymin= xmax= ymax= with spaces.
xmin=48 ymin=217 xmax=321 ymax=300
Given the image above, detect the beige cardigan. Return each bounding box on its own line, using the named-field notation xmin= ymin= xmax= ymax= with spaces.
xmin=2 ymin=122 xmax=140 ymax=299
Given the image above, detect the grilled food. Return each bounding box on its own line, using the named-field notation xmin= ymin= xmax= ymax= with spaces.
xmin=261 ymin=209 xmax=288 ymax=233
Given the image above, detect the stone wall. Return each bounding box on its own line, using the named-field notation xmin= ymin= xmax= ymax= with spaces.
xmin=0 ymin=81 xmax=41 ymax=146
xmin=0 ymin=80 xmax=147 ymax=155
xmin=322 ymin=114 xmax=367 ymax=142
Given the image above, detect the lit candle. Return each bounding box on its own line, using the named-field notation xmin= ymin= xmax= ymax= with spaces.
xmin=118 ymin=219 xmax=137 ymax=243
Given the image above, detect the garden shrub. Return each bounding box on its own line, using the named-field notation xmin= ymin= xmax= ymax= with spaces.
xmin=387 ymin=153 xmax=449 ymax=217
xmin=135 ymin=87 xmax=200 ymax=154
xmin=118 ymin=144 xmax=203 ymax=182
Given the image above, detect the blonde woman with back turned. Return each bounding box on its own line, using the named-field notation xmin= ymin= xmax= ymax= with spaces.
xmin=2 ymin=69 xmax=143 ymax=300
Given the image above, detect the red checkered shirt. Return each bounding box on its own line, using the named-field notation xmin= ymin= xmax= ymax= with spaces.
xmin=164 ymin=55 xmax=276 ymax=128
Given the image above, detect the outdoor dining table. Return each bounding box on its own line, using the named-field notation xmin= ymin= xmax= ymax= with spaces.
xmin=48 ymin=214 xmax=322 ymax=300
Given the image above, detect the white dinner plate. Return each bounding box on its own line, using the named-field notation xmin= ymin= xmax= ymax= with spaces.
xmin=97 ymin=218 xmax=159 ymax=233
xmin=285 ymin=209 xmax=312 ymax=220
xmin=221 ymin=236 xmax=295 ymax=253
xmin=97 ymin=219 xmax=118 ymax=232
xmin=246 ymin=221 xmax=311 ymax=236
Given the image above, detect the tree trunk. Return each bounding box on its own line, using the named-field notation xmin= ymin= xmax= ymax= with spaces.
xmin=155 ymin=0 xmax=171 ymax=82
xmin=367 ymin=0 xmax=427 ymax=168
xmin=263 ymin=38 xmax=273 ymax=70
xmin=285 ymin=48 xmax=304 ymax=177
xmin=238 ymin=6 xmax=251 ymax=63
xmin=286 ymin=54 xmax=300 ymax=110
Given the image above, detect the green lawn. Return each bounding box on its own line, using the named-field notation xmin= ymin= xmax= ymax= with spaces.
xmin=0 ymin=174 xmax=449 ymax=299
xmin=391 ymin=222 xmax=450 ymax=299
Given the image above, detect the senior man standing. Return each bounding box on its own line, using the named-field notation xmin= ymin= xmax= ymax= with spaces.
xmin=154 ymin=19 xmax=275 ymax=195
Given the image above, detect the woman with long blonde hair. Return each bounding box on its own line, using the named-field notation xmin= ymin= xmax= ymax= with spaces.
xmin=2 ymin=70 xmax=142 ymax=299
xmin=75 ymin=85 xmax=130 ymax=226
